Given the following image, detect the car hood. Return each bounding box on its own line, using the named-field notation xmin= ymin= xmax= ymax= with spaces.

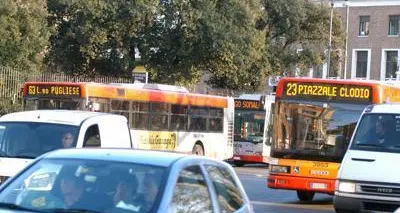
xmin=339 ymin=150 xmax=400 ymax=183
xmin=0 ymin=209 xmax=38 ymax=213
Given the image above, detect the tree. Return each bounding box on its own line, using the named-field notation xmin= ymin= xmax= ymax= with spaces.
xmin=140 ymin=0 xmax=268 ymax=90
xmin=46 ymin=0 xmax=159 ymax=76
xmin=260 ymin=0 xmax=344 ymax=77
xmin=0 ymin=0 xmax=50 ymax=72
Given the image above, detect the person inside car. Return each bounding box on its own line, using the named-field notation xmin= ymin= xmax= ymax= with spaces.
xmin=61 ymin=132 xmax=74 ymax=148
xmin=59 ymin=175 xmax=85 ymax=208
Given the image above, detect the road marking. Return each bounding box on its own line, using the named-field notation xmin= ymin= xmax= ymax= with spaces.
xmin=251 ymin=200 xmax=333 ymax=211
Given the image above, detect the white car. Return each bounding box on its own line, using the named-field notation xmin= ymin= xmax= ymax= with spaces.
xmin=0 ymin=148 xmax=254 ymax=213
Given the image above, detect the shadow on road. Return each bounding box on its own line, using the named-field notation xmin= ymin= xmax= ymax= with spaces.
xmin=287 ymin=197 xmax=333 ymax=205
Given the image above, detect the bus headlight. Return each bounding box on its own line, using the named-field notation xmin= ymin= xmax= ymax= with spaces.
xmin=337 ymin=181 xmax=356 ymax=193
xmin=270 ymin=165 xmax=290 ymax=174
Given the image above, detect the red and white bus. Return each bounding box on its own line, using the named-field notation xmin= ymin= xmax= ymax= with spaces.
xmin=232 ymin=94 xmax=275 ymax=166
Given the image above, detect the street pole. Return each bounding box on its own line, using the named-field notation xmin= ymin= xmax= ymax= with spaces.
xmin=344 ymin=0 xmax=349 ymax=79
xmin=327 ymin=0 xmax=334 ymax=79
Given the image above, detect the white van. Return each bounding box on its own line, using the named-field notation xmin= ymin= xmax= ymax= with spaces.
xmin=0 ymin=110 xmax=132 ymax=184
xmin=334 ymin=104 xmax=400 ymax=213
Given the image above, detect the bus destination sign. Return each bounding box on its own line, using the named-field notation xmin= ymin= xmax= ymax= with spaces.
xmin=25 ymin=84 xmax=81 ymax=98
xmin=235 ymin=100 xmax=262 ymax=110
xmin=282 ymin=82 xmax=372 ymax=103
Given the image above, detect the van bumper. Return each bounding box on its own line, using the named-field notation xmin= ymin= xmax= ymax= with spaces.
xmin=334 ymin=193 xmax=400 ymax=212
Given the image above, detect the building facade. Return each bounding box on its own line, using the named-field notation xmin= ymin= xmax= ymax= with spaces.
xmin=334 ymin=0 xmax=400 ymax=80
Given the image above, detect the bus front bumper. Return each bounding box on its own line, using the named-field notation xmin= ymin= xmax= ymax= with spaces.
xmin=267 ymin=174 xmax=335 ymax=194
xmin=233 ymin=155 xmax=268 ymax=163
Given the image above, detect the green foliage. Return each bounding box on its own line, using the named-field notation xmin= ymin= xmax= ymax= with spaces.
xmin=46 ymin=0 xmax=159 ymax=76
xmin=1 ymin=0 xmax=345 ymax=91
xmin=0 ymin=0 xmax=50 ymax=72
xmin=0 ymin=99 xmax=22 ymax=115
xmin=138 ymin=0 xmax=268 ymax=90
xmin=261 ymin=0 xmax=345 ymax=77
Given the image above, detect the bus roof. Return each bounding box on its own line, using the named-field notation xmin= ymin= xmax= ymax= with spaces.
xmin=276 ymin=77 xmax=400 ymax=104
xmin=0 ymin=110 xmax=116 ymax=126
xmin=23 ymin=82 xmax=230 ymax=108
xmin=236 ymin=94 xmax=263 ymax=100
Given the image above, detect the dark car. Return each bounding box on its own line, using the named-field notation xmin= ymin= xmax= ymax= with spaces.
xmin=0 ymin=148 xmax=253 ymax=213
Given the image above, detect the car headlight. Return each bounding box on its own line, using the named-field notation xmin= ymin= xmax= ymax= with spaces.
xmin=337 ymin=181 xmax=356 ymax=193
xmin=270 ymin=165 xmax=290 ymax=173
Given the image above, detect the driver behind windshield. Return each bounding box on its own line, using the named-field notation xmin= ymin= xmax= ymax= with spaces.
xmin=59 ymin=175 xmax=85 ymax=208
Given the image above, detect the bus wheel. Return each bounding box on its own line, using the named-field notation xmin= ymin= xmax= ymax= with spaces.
xmin=296 ymin=190 xmax=315 ymax=202
xmin=192 ymin=143 xmax=204 ymax=156
xmin=234 ymin=161 xmax=245 ymax=167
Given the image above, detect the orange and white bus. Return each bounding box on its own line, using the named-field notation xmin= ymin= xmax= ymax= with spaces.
xmin=267 ymin=77 xmax=400 ymax=202
xmin=22 ymin=82 xmax=235 ymax=160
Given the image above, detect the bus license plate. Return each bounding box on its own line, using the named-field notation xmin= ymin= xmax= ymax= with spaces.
xmin=310 ymin=183 xmax=327 ymax=189
xmin=233 ymin=157 xmax=240 ymax=160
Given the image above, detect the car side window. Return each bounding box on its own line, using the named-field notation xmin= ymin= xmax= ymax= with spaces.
xmin=169 ymin=165 xmax=213 ymax=213
xmin=83 ymin=125 xmax=101 ymax=147
xmin=205 ymin=165 xmax=244 ymax=213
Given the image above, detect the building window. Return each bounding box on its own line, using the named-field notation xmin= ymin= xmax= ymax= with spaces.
xmin=389 ymin=15 xmax=400 ymax=36
xmin=356 ymin=51 xmax=368 ymax=78
xmin=386 ymin=51 xmax=398 ymax=79
xmin=359 ymin=16 xmax=369 ymax=36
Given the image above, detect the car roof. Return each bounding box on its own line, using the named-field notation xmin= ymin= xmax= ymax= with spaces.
xmin=0 ymin=110 xmax=114 ymax=126
xmin=366 ymin=104 xmax=400 ymax=114
xmin=42 ymin=148 xmax=192 ymax=167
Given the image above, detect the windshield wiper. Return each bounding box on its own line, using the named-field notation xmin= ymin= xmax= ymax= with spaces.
xmin=356 ymin=143 xmax=383 ymax=148
xmin=45 ymin=208 xmax=103 ymax=213
xmin=0 ymin=202 xmax=46 ymax=212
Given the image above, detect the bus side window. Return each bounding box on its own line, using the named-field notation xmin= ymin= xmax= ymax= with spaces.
xmin=83 ymin=125 xmax=101 ymax=147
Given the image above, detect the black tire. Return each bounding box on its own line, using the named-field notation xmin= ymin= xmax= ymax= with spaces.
xmin=234 ymin=161 xmax=245 ymax=167
xmin=296 ymin=190 xmax=315 ymax=202
xmin=192 ymin=144 xmax=204 ymax=156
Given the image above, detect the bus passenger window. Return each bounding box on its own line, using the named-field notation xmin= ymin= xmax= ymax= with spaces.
xmin=209 ymin=118 xmax=223 ymax=132
xmin=150 ymin=115 xmax=168 ymax=130
xmin=133 ymin=113 xmax=149 ymax=129
xmin=170 ymin=115 xmax=187 ymax=131
xmin=190 ymin=117 xmax=207 ymax=132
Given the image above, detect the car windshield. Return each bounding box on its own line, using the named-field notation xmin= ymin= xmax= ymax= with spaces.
xmin=351 ymin=113 xmax=400 ymax=153
xmin=271 ymin=99 xmax=366 ymax=162
xmin=0 ymin=122 xmax=78 ymax=158
xmin=0 ymin=158 xmax=166 ymax=213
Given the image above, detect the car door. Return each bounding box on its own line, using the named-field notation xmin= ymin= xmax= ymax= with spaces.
xmin=167 ymin=165 xmax=215 ymax=213
xmin=204 ymin=164 xmax=253 ymax=213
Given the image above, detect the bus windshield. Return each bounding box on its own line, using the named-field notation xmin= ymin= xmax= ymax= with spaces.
xmin=0 ymin=122 xmax=78 ymax=159
xmin=24 ymin=99 xmax=84 ymax=111
xmin=234 ymin=110 xmax=265 ymax=143
xmin=271 ymin=99 xmax=366 ymax=162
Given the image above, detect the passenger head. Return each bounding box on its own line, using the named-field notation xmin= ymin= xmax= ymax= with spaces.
xmin=113 ymin=174 xmax=138 ymax=205
xmin=144 ymin=175 xmax=159 ymax=204
xmin=60 ymin=176 xmax=84 ymax=207
xmin=62 ymin=132 xmax=74 ymax=148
